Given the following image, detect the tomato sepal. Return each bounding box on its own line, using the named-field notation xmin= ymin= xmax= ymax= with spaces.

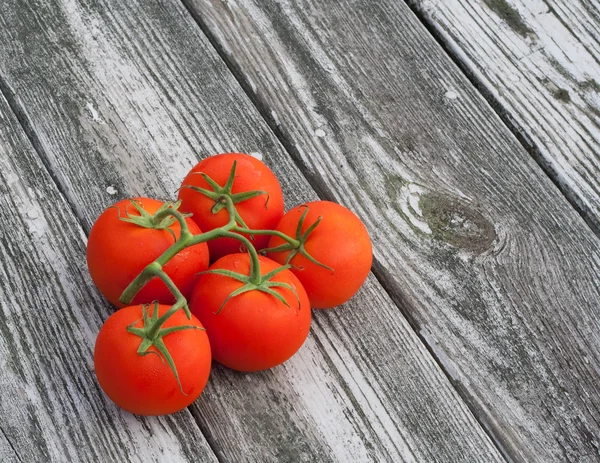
xmin=125 ymin=301 xmax=204 ymax=394
xmin=198 ymin=262 xmax=301 ymax=314
xmin=261 ymin=205 xmax=334 ymax=272
xmin=116 ymin=199 xmax=193 ymax=242
xmin=181 ymin=160 xmax=269 ymax=231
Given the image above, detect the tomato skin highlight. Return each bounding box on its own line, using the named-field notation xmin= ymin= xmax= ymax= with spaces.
xmin=94 ymin=304 xmax=211 ymax=416
xmin=86 ymin=198 xmax=210 ymax=307
xmin=190 ymin=254 xmax=311 ymax=372
xmin=267 ymin=201 xmax=372 ymax=309
xmin=178 ymin=153 xmax=284 ymax=262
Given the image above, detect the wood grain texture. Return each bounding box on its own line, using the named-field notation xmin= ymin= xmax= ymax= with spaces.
xmin=0 ymin=0 xmax=505 ymax=461
xmin=0 ymin=94 xmax=218 ymax=462
xmin=407 ymin=0 xmax=600 ymax=235
xmin=184 ymin=0 xmax=600 ymax=461
xmin=0 ymin=429 xmax=19 ymax=463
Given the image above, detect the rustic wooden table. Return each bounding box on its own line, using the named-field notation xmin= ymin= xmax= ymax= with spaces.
xmin=0 ymin=0 xmax=599 ymax=462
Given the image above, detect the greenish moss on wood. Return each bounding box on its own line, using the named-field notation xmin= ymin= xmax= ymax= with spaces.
xmin=483 ymin=0 xmax=533 ymax=37
xmin=580 ymin=79 xmax=600 ymax=92
xmin=384 ymin=174 xmax=408 ymax=200
xmin=547 ymin=57 xmax=575 ymax=82
xmin=552 ymin=88 xmax=571 ymax=103
xmin=420 ymin=193 xmax=496 ymax=254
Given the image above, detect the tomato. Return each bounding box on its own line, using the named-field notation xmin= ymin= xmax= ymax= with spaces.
xmin=94 ymin=304 xmax=211 ymax=415
xmin=189 ymin=254 xmax=310 ymax=371
xmin=178 ymin=153 xmax=284 ymax=262
xmin=87 ymin=198 xmax=210 ymax=307
xmin=267 ymin=201 xmax=372 ymax=309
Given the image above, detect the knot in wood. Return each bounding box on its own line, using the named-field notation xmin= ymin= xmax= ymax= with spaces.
xmin=420 ymin=193 xmax=496 ymax=254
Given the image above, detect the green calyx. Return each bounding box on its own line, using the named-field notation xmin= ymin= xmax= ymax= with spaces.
xmin=181 ymin=160 xmax=268 ymax=230
xmin=126 ymin=302 xmax=204 ymax=394
xmin=201 ymin=263 xmax=301 ymax=315
xmin=261 ymin=206 xmax=333 ymax=272
xmin=118 ymin=199 xmax=191 ymax=241
xmin=114 ymin=161 xmax=330 ymax=397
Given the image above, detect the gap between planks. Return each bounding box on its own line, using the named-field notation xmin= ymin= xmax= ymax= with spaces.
xmin=0 ymin=73 xmax=88 ymax=230
xmin=177 ymin=0 xmax=510 ymax=459
xmin=0 ymin=0 xmax=500 ymax=461
xmin=0 ymin=42 xmax=225 ymax=463
xmin=176 ymin=0 xmax=600 ymax=461
xmin=0 ymin=425 xmax=21 ymax=463
xmin=403 ymin=0 xmax=600 ymax=239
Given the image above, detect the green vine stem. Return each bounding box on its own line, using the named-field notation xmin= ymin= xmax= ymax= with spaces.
xmin=119 ymin=198 xmax=238 ymax=309
xmin=114 ymin=162 xmax=329 ymax=389
xmin=231 ymin=225 xmax=300 ymax=248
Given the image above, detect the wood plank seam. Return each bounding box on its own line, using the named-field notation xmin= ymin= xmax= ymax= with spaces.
xmin=0 ymin=73 xmax=88 ymax=230
xmin=403 ymin=0 xmax=600 ymax=238
xmin=177 ymin=1 xmax=511 ymax=460
xmin=3 ymin=0 xmax=570 ymax=458
xmin=0 ymin=71 xmax=222 ymax=463
xmin=369 ymin=261 xmax=514 ymax=460
xmin=0 ymin=426 xmax=22 ymax=463
xmin=176 ymin=0 xmax=600 ymax=460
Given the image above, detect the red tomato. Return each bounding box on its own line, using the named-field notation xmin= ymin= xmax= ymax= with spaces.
xmin=189 ymin=254 xmax=310 ymax=372
xmin=94 ymin=304 xmax=211 ymax=415
xmin=178 ymin=153 xmax=284 ymax=262
xmin=87 ymin=198 xmax=210 ymax=307
xmin=267 ymin=201 xmax=372 ymax=309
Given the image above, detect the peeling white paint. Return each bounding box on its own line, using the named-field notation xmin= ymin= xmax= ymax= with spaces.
xmin=85 ymin=102 xmax=105 ymax=124
xmin=419 ymin=0 xmax=600 ymax=225
xmin=271 ymin=110 xmax=280 ymax=126
xmin=106 ymin=185 xmax=118 ymax=195
xmin=249 ymin=151 xmax=263 ymax=161
xmin=314 ymin=128 xmax=326 ymax=137
xmin=444 ymin=90 xmax=458 ymax=100
xmin=246 ymin=76 xmax=257 ymax=93
xmin=399 ymin=184 xmax=431 ymax=234
xmin=408 ymin=183 xmax=424 ymax=216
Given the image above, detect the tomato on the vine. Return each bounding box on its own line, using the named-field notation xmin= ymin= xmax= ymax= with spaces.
xmin=189 ymin=254 xmax=311 ymax=372
xmin=86 ymin=197 xmax=210 ymax=307
xmin=267 ymin=201 xmax=372 ymax=309
xmin=178 ymin=153 xmax=284 ymax=262
xmin=94 ymin=304 xmax=211 ymax=416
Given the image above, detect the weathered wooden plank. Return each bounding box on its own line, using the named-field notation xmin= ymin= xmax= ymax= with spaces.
xmin=183 ymin=0 xmax=600 ymax=461
xmin=0 ymin=94 xmax=218 ymax=461
xmin=0 ymin=0 xmax=505 ymax=461
xmin=407 ymin=0 xmax=600 ymax=235
xmin=0 ymin=429 xmax=19 ymax=463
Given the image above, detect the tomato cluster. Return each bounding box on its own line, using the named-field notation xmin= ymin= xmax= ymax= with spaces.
xmin=87 ymin=153 xmax=372 ymax=416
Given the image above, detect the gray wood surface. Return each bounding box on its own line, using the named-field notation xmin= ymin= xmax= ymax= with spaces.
xmin=0 ymin=429 xmax=19 ymax=463
xmin=0 ymin=0 xmax=505 ymax=461
xmin=408 ymin=0 xmax=600 ymax=235
xmin=0 ymin=94 xmax=218 ymax=462
xmin=185 ymin=0 xmax=600 ymax=461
